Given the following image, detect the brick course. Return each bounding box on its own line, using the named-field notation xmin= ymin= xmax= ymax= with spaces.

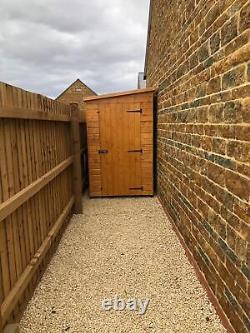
xmin=145 ymin=0 xmax=250 ymax=332
xmin=56 ymin=79 xmax=96 ymax=122
xmin=56 ymin=79 xmax=96 ymax=189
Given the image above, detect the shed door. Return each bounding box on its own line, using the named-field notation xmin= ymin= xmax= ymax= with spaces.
xmin=99 ymin=102 xmax=142 ymax=196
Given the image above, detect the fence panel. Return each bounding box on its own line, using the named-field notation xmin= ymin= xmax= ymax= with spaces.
xmin=0 ymin=83 xmax=82 ymax=330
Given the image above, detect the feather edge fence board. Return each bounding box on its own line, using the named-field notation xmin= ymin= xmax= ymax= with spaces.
xmin=0 ymin=82 xmax=82 ymax=331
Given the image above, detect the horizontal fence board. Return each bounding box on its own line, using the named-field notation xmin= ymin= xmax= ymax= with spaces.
xmin=1 ymin=197 xmax=74 ymax=326
xmin=0 ymin=157 xmax=73 ymax=223
xmin=0 ymin=107 xmax=71 ymax=122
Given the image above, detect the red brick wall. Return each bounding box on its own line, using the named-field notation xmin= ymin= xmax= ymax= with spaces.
xmin=145 ymin=1 xmax=250 ymax=332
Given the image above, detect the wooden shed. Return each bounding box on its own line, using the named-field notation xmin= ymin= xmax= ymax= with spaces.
xmin=84 ymin=88 xmax=155 ymax=197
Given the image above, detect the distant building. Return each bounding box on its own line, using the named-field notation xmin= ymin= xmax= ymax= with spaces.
xmin=137 ymin=72 xmax=146 ymax=89
xmin=56 ymin=79 xmax=97 ymax=122
xmin=56 ymin=78 xmax=96 ymax=190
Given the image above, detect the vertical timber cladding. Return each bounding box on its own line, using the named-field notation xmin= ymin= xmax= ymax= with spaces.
xmin=85 ymin=88 xmax=155 ymax=197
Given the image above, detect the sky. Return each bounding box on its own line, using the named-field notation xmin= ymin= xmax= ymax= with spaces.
xmin=0 ymin=0 xmax=150 ymax=98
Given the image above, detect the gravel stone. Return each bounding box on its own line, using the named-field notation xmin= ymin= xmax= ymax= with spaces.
xmin=20 ymin=196 xmax=227 ymax=333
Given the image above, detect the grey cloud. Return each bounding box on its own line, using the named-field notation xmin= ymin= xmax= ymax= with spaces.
xmin=0 ymin=0 xmax=150 ymax=97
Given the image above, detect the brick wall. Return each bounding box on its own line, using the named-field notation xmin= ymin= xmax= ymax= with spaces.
xmin=145 ymin=0 xmax=250 ymax=332
xmin=57 ymin=79 xmax=96 ymax=189
xmin=57 ymin=79 xmax=96 ymax=123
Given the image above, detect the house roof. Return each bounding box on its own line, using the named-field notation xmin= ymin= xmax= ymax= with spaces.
xmin=56 ymin=79 xmax=97 ymax=100
xmin=144 ymin=0 xmax=153 ymax=78
xmin=84 ymin=87 xmax=155 ymax=102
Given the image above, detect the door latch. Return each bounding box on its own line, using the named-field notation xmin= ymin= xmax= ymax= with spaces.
xmin=98 ymin=149 xmax=108 ymax=154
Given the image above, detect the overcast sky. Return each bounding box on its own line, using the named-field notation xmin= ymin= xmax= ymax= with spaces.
xmin=0 ymin=0 xmax=150 ymax=98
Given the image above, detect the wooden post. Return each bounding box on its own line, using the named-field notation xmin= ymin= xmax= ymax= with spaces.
xmin=70 ymin=103 xmax=83 ymax=214
xmin=0 ymin=313 xmax=3 ymax=333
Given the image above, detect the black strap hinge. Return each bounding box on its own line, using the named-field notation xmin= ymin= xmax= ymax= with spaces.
xmin=128 ymin=149 xmax=143 ymax=153
xmin=126 ymin=108 xmax=142 ymax=113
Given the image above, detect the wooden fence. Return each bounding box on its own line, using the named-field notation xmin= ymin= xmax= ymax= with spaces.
xmin=0 ymin=82 xmax=83 ymax=332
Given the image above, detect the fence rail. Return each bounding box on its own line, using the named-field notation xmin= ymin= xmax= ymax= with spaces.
xmin=0 ymin=82 xmax=82 ymax=331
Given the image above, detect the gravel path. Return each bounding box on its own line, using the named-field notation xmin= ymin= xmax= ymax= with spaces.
xmin=20 ymin=196 xmax=226 ymax=333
